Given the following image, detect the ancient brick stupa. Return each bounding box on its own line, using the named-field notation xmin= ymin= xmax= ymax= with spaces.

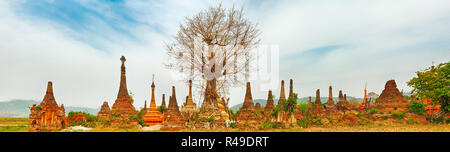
xmin=181 ymin=80 xmax=198 ymax=116
xmin=288 ymin=79 xmax=302 ymax=120
xmin=264 ymin=90 xmax=275 ymax=115
xmin=312 ymin=89 xmax=324 ymax=115
xmin=373 ymin=80 xmax=409 ymax=111
xmin=255 ymin=103 xmax=262 ymax=113
xmin=161 ymin=86 xmax=185 ymax=130
xmin=29 ymin=81 xmax=67 ymax=131
xmin=241 ymin=82 xmax=256 ymax=111
xmin=360 ymin=85 xmax=371 ymax=111
xmin=97 ymin=101 xmax=111 ymax=118
xmin=236 ymin=82 xmax=258 ymax=126
xmin=141 ymin=100 xmax=148 ymax=116
xmin=325 ymin=86 xmax=337 ymax=113
xmin=143 ymin=79 xmax=164 ymax=126
xmin=111 ymin=56 xmax=138 ymax=116
xmin=305 ymin=96 xmax=312 ymax=116
xmin=327 ymin=86 xmax=334 ymax=105
xmin=277 ymin=80 xmax=286 ymax=107
xmin=288 ymin=79 xmax=295 ymax=100
xmin=161 ymin=94 xmax=166 ymax=109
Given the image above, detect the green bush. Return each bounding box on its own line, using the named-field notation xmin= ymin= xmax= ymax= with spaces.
xmin=408 ymin=101 xmax=426 ymax=115
xmin=312 ymin=117 xmax=322 ymax=125
xmin=355 ymin=113 xmax=362 ymax=118
xmin=259 ymin=122 xmax=282 ymax=130
xmin=297 ymin=118 xmax=310 ymax=128
xmin=207 ymin=116 xmax=215 ymax=123
xmin=111 ymin=113 xmax=121 ymax=118
xmin=193 ymin=113 xmax=199 ymax=121
xmin=445 ymin=117 xmax=450 ymax=124
xmin=369 ymin=109 xmax=379 ymax=115
xmin=36 ymin=105 xmax=42 ymax=111
xmin=407 ymin=119 xmax=417 ymax=124
xmin=326 ymin=116 xmax=333 ymax=124
xmin=68 ymin=111 xmax=97 ymax=122
xmin=297 ymin=101 xmax=307 ymax=112
xmin=259 ymin=122 xmax=271 ymax=130
xmin=229 ymin=122 xmax=236 ymax=128
xmin=391 ymin=111 xmax=407 ymax=119
xmin=271 ymin=107 xmax=279 ymax=117
xmin=139 ymin=119 xmax=149 ymax=127
xmin=128 ymin=114 xmax=138 ymax=120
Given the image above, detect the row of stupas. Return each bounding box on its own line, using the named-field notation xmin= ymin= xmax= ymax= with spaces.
xmin=29 ymin=55 xmax=413 ymax=131
xmin=233 ymin=78 xmax=411 ymax=127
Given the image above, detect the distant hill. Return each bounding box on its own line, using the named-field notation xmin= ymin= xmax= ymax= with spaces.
xmin=0 ymin=99 xmax=98 ymax=117
xmin=230 ymin=96 xmax=363 ymax=111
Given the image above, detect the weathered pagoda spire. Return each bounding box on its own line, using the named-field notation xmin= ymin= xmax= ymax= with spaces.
xmin=41 ymin=81 xmax=58 ymax=107
xmin=315 ymin=89 xmax=321 ymax=105
xmin=266 ymin=90 xmax=274 ymax=108
xmin=144 ymin=100 xmax=147 ymax=109
xmin=117 ymin=56 xmax=129 ymax=99
xmin=150 ymin=74 xmax=157 ymax=109
xmin=242 ymin=82 xmax=254 ymax=110
xmin=328 ymin=86 xmax=334 ymax=105
xmin=306 ymin=96 xmax=312 ymax=115
xmin=186 ymin=80 xmax=194 ymax=106
xmin=288 ymin=79 xmax=293 ymax=98
xmin=338 ymin=90 xmax=344 ymax=102
xmin=46 ymin=81 xmax=54 ymax=96
xmin=264 ymin=90 xmax=275 ymax=115
xmin=308 ymin=96 xmax=312 ymax=108
xmin=143 ymin=75 xmax=164 ymax=126
xmin=278 ymin=80 xmax=286 ymax=106
xmin=161 ymin=94 xmax=166 ymax=108
xmin=111 ymin=56 xmax=137 ymax=115
xmin=168 ymin=86 xmax=180 ymax=112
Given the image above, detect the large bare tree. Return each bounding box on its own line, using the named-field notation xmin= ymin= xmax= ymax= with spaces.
xmin=166 ymin=5 xmax=260 ymax=111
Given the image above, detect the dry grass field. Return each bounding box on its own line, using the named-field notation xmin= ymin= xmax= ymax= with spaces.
xmin=0 ymin=117 xmax=29 ymax=132
xmin=1 ymin=117 xmax=448 ymax=132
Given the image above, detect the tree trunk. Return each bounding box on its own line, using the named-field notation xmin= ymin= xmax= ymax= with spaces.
xmin=201 ymin=78 xmax=219 ymax=111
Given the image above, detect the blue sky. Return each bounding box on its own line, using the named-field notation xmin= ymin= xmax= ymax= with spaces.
xmin=0 ymin=0 xmax=449 ymax=108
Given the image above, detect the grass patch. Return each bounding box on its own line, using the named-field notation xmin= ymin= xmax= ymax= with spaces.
xmin=297 ymin=118 xmax=310 ymax=128
xmin=391 ymin=111 xmax=407 ymax=119
xmin=0 ymin=125 xmax=29 ymax=132
xmin=369 ymin=109 xmax=379 ymax=115
xmin=407 ymin=119 xmax=417 ymax=125
xmin=259 ymin=122 xmax=282 ymax=130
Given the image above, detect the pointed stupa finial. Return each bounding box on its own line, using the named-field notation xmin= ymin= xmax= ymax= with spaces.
xmin=144 ymin=100 xmax=147 ymax=109
xmin=151 ymin=74 xmax=155 ymax=88
xmin=46 ymin=81 xmax=53 ymax=95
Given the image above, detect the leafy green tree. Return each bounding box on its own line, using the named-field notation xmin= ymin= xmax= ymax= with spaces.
xmin=408 ymin=100 xmax=426 ymax=115
xmin=407 ymin=61 xmax=449 ymax=113
xmin=282 ymin=93 xmax=298 ymax=115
